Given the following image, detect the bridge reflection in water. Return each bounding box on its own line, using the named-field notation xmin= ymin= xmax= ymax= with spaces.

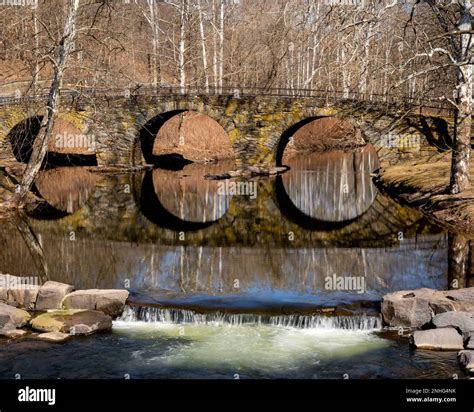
xmin=30 ymin=167 xmax=99 ymax=219
xmin=281 ymin=146 xmax=379 ymax=223
xmin=0 ymin=145 xmax=458 ymax=313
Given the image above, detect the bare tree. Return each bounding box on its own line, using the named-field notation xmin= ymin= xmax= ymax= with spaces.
xmin=6 ymin=0 xmax=80 ymax=208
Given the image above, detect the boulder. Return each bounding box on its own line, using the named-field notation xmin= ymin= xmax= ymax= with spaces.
xmin=429 ymin=291 xmax=459 ymax=314
xmin=30 ymin=309 xmax=112 ymax=335
xmin=382 ymin=288 xmax=435 ymax=328
xmin=0 ymin=274 xmax=40 ymax=309
xmin=61 ymin=289 xmax=129 ymax=317
xmin=410 ymin=327 xmax=464 ymax=350
xmin=432 ymin=311 xmax=474 ymax=336
xmin=7 ymin=286 xmax=40 ymax=310
xmin=441 ymin=288 xmax=474 ymax=312
xmin=458 ymin=350 xmax=474 ymax=374
xmin=1 ymin=329 xmax=28 ymax=339
xmin=0 ymin=302 xmax=31 ymax=330
xmin=465 ymin=332 xmax=474 ymax=349
xmin=36 ymin=331 xmax=71 ymax=343
xmin=35 ymin=281 xmax=74 ymax=310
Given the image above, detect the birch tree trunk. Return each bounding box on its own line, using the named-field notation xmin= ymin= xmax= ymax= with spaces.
xmin=179 ymin=0 xmax=187 ymax=93
xmin=449 ymin=1 xmax=473 ymax=194
xmin=212 ymin=0 xmax=218 ymax=89
xmin=148 ymin=0 xmax=160 ymax=88
xmin=32 ymin=9 xmax=40 ymax=95
xmin=197 ymin=0 xmax=209 ymax=93
xmin=8 ymin=0 xmax=80 ymax=208
xmin=218 ymin=0 xmax=224 ymax=92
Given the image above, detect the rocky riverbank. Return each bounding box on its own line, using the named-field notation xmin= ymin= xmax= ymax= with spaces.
xmin=0 ymin=274 xmax=128 ymax=343
xmin=382 ymin=286 xmax=474 ymax=375
xmin=375 ymin=151 xmax=474 ymax=235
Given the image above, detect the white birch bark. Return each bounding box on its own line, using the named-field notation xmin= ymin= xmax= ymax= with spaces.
xmin=9 ymin=0 xmax=80 ymax=208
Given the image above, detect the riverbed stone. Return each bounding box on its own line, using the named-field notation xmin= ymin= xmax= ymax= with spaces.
xmin=410 ymin=327 xmax=464 ymax=350
xmin=441 ymin=288 xmax=474 ymax=312
xmin=429 ymin=291 xmax=459 ymax=314
xmin=30 ymin=309 xmax=112 ymax=335
xmin=382 ymin=288 xmax=435 ymax=328
xmin=0 ymin=302 xmax=31 ymax=331
xmin=61 ymin=289 xmax=129 ymax=317
xmin=0 ymin=274 xmax=40 ymax=309
xmin=36 ymin=331 xmax=71 ymax=343
xmin=458 ymin=350 xmax=474 ymax=374
xmin=7 ymin=285 xmax=40 ymax=310
xmin=432 ymin=311 xmax=474 ymax=336
xmin=2 ymin=329 xmax=28 ymax=339
xmin=35 ymin=281 xmax=74 ymax=310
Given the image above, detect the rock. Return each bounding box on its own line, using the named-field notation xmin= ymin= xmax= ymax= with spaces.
xmin=36 ymin=331 xmax=70 ymax=343
xmin=0 ymin=302 xmax=31 ymax=330
xmin=429 ymin=291 xmax=458 ymax=314
xmin=432 ymin=311 xmax=474 ymax=336
xmin=465 ymin=332 xmax=474 ymax=349
xmin=30 ymin=309 xmax=112 ymax=335
xmin=458 ymin=350 xmax=474 ymax=374
xmin=382 ymin=288 xmax=435 ymax=328
xmin=7 ymin=286 xmax=40 ymax=310
xmin=35 ymin=281 xmax=74 ymax=310
xmin=1 ymin=329 xmax=27 ymax=339
xmin=61 ymin=289 xmax=129 ymax=317
xmin=410 ymin=327 xmax=464 ymax=350
xmin=442 ymin=288 xmax=474 ymax=312
xmin=0 ymin=274 xmax=40 ymax=309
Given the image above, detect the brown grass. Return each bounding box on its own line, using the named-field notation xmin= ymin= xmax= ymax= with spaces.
xmin=378 ymin=151 xmax=474 ymax=235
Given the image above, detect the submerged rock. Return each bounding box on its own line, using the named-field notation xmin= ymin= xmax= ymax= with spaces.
xmin=30 ymin=309 xmax=112 ymax=335
xmin=35 ymin=281 xmax=74 ymax=311
xmin=382 ymin=288 xmax=435 ymax=328
xmin=410 ymin=328 xmax=463 ymax=350
xmin=61 ymin=289 xmax=129 ymax=318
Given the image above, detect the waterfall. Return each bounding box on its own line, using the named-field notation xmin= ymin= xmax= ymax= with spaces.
xmin=118 ymin=305 xmax=382 ymax=331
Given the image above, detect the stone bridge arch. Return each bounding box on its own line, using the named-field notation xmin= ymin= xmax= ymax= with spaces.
xmin=0 ymin=94 xmax=455 ymax=169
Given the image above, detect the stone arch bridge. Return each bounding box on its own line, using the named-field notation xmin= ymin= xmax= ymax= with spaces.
xmin=0 ymin=87 xmax=455 ymax=169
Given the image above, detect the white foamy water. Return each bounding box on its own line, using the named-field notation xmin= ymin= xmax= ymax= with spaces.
xmin=113 ymin=306 xmax=387 ymax=375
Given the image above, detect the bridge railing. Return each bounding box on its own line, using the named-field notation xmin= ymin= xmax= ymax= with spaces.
xmin=0 ymin=84 xmax=455 ymax=116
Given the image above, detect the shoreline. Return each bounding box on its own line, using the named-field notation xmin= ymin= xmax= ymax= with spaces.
xmin=375 ymin=150 xmax=474 ymax=236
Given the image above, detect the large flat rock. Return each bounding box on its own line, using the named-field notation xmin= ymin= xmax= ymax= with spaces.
xmin=432 ymin=311 xmax=474 ymax=336
xmin=382 ymin=288 xmax=435 ymax=328
xmin=30 ymin=309 xmax=112 ymax=335
xmin=36 ymin=331 xmax=71 ymax=343
xmin=62 ymin=289 xmax=129 ymax=317
xmin=35 ymin=281 xmax=74 ymax=310
xmin=410 ymin=327 xmax=464 ymax=350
